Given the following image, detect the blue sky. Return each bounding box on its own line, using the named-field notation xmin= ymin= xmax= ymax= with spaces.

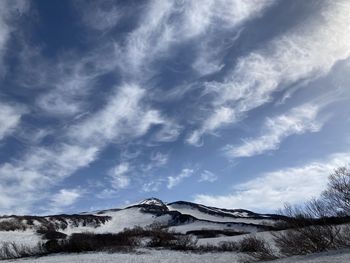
xmin=0 ymin=0 xmax=350 ymax=215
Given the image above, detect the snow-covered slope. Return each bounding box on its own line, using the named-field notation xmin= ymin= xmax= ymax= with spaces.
xmin=0 ymin=198 xmax=284 ymax=249
xmin=167 ymin=201 xmax=280 ymax=225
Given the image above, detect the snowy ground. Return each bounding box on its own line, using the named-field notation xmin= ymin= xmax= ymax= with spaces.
xmin=167 ymin=203 xmax=276 ymax=225
xmin=169 ymin=220 xmax=260 ymax=234
xmin=2 ymin=249 xmax=240 ymax=263
xmin=273 ymin=249 xmax=350 ymax=263
xmin=3 ymin=248 xmax=350 ymax=263
xmin=0 ymin=230 xmax=41 ymax=248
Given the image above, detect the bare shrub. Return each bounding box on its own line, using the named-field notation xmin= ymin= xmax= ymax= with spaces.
xmin=275 ymin=200 xmax=350 ymax=257
xmin=237 ymin=236 xmax=277 ymax=262
xmin=321 ymin=167 xmax=350 ymax=216
xmin=0 ymin=219 xmax=27 ymax=231
xmin=194 ymin=241 xmax=238 ymax=253
xmin=36 ymin=223 xmax=57 ymax=235
xmin=42 ymin=231 xmax=67 ymax=240
xmin=169 ymin=235 xmax=197 ymax=251
xmin=273 ymin=224 xmax=344 ymax=256
xmin=218 ymin=241 xmax=238 ymax=251
xmin=43 ymin=232 xmax=139 ymax=254
xmin=147 ymin=229 xmax=177 ymax=248
xmin=339 ymin=224 xmax=350 ymax=247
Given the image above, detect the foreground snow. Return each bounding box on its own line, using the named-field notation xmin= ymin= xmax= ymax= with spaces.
xmin=0 ymin=230 xmax=41 ymax=248
xmin=2 ymin=249 xmax=240 ymax=263
xmin=3 ymin=248 xmax=350 ymax=263
xmin=273 ymin=249 xmax=350 ymax=263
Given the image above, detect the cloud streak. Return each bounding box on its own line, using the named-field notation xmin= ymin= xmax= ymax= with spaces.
xmin=0 ymin=103 xmax=25 ymax=141
xmin=0 ymin=84 xmax=166 ymax=213
xmin=49 ymin=188 xmax=83 ymax=213
xmin=199 ymin=170 xmax=218 ymax=183
xmin=109 ymin=163 xmax=131 ymax=190
xmin=0 ymin=1 xmax=29 ymax=75
xmin=116 ymin=0 xmax=275 ymax=79
xmin=168 ymin=168 xmax=194 ymax=189
xmin=1 ymin=1 xmax=349 ymax=214
xmin=194 ymin=152 xmax=350 ymax=211
xmin=187 ymin=1 xmax=350 ymax=145
xmin=226 ymin=104 xmax=323 ymax=158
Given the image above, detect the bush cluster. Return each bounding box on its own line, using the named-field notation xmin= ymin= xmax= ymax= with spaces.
xmin=0 ymin=220 xmax=27 ymax=231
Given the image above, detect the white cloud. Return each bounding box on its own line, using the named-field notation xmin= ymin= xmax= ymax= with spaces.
xmin=0 ymin=1 xmax=29 ymax=74
xmin=0 ymin=143 xmax=98 ymax=214
xmin=167 ymin=168 xmax=194 ymax=189
xmin=152 ymin=122 xmax=182 ymax=142
xmin=142 ymin=180 xmax=162 ymax=193
xmin=51 ymin=188 xmax=82 ymax=207
xmin=194 ymin=152 xmax=350 ymax=211
xmin=69 ymin=84 xmax=164 ymax=145
xmin=226 ymin=104 xmax=322 ymax=158
xmin=26 ymin=144 xmax=99 ymax=178
xmin=0 ymin=103 xmax=25 ymax=140
xmin=188 ymin=1 xmax=350 ymax=145
xmin=199 ymin=170 xmax=218 ymax=183
xmin=187 ymin=106 xmax=236 ymax=145
xmin=120 ymin=0 xmax=275 ymax=78
xmin=96 ymin=189 xmax=118 ymax=199
xmin=0 ymin=163 xmax=49 ymax=214
xmin=0 ymin=84 xmax=165 ymax=213
xmin=75 ymin=0 xmax=122 ymax=32
xmin=16 ymin=40 xmax=119 ymax=117
xmin=34 ymin=47 xmax=119 ymax=116
xmin=144 ymin=152 xmax=169 ymax=170
xmin=45 ymin=188 xmax=83 ymax=214
xmin=191 ymin=1 xmax=266 ymax=76
xmin=151 ymin=152 xmax=168 ymax=164
xmin=109 ymin=163 xmax=131 ymax=189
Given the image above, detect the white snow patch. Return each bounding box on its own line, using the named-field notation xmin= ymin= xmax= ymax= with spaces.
xmin=2 ymin=249 xmax=241 ymax=263
xmin=167 ymin=203 xmax=276 ymax=225
xmin=0 ymin=230 xmax=41 ymax=248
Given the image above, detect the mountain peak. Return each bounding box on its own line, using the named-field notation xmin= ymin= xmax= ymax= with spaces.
xmin=139 ymin=197 xmax=165 ymax=207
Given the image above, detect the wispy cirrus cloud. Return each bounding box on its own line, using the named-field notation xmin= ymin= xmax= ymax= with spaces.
xmin=187 ymin=106 xmax=236 ymax=146
xmin=18 ymin=44 xmax=119 ymax=116
xmin=0 ymin=103 xmax=26 ymax=141
xmin=0 ymin=144 xmax=98 ymax=214
xmin=109 ymin=163 xmax=131 ymax=190
xmin=0 ymin=0 xmax=29 ymax=75
xmin=142 ymin=180 xmax=163 ymax=193
xmin=73 ymin=0 xmax=123 ymax=32
xmin=187 ymin=1 xmax=350 ymax=145
xmin=167 ymin=168 xmax=194 ymax=189
xmin=0 ymin=84 xmax=167 ymax=213
xmin=199 ymin=170 xmax=218 ymax=183
xmin=48 ymin=188 xmax=83 ymax=214
xmin=1 ymin=0 xmax=349 ymax=215
xmin=115 ymin=0 xmax=275 ymax=79
xmin=225 ymin=104 xmax=323 ymax=158
xmin=68 ymin=84 xmax=164 ymax=145
xmin=194 ymin=152 xmax=350 ymax=211
xmin=141 ymin=152 xmax=169 ymax=172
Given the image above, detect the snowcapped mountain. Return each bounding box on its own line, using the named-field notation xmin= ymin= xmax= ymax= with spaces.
xmin=0 ymin=198 xmax=286 ymax=247
xmin=138 ymin=198 xmax=167 ymax=207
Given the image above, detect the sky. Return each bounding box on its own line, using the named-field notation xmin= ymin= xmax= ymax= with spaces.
xmin=0 ymin=0 xmax=350 ymax=215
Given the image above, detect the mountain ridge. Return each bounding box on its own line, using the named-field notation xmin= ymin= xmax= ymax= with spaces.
xmin=0 ymin=198 xmax=287 ymax=244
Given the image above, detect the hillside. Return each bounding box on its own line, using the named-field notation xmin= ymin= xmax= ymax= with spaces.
xmin=0 ymin=198 xmax=284 ymax=248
